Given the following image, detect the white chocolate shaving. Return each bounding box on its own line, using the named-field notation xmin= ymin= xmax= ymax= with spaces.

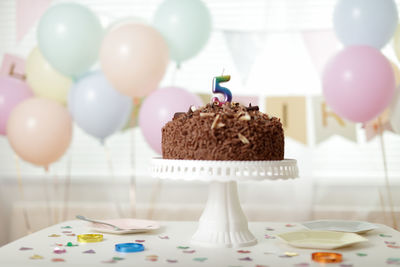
xmin=216 ymin=123 xmax=225 ymax=128
xmin=190 ymin=106 xmax=197 ymax=112
xmin=200 ymin=112 xmax=215 ymax=117
xmin=238 ymin=133 xmax=249 ymax=144
xmin=239 ymin=113 xmax=251 ymax=121
xmin=211 ymin=114 xmax=220 ymax=129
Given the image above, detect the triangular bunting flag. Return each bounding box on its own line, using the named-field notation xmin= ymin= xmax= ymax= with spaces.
xmin=223 ymin=30 xmax=265 ymax=84
xmin=16 ymin=0 xmax=52 ymax=42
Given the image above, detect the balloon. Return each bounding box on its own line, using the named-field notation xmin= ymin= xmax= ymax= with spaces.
xmin=106 ymin=17 xmax=148 ymax=32
xmin=322 ymin=46 xmax=395 ymax=123
xmin=37 ymin=3 xmax=103 ymax=77
xmin=0 ymin=76 xmax=33 ymax=135
xmin=153 ymin=0 xmax=211 ymax=64
xmin=7 ymin=98 xmax=72 ymax=167
xmin=333 ymin=0 xmax=398 ymax=49
xmin=100 ymin=24 xmax=169 ymax=98
xmin=138 ymin=87 xmax=203 ymax=154
xmin=391 ymin=62 xmax=400 ymax=87
xmin=26 ymin=47 xmax=72 ymax=104
xmin=390 ymin=88 xmax=400 ymax=133
xmin=392 ymin=25 xmax=400 ymax=63
xmin=68 ymin=72 xmax=132 ymax=141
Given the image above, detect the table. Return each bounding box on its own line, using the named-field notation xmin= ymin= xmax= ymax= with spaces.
xmin=0 ymin=220 xmax=399 ymax=266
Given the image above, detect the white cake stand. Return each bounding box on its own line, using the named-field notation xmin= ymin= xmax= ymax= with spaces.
xmin=151 ymin=158 xmax=298 ymax=248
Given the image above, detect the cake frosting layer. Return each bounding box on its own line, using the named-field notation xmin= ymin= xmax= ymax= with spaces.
xmin=162 ymin=102 xmax=284 ymax=161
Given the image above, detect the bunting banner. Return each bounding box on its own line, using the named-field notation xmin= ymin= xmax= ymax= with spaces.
xmin=223 ymin=30 xmax=265 ymax=84
xmin=0 ymin=54 xmax=26 ymax=80
xmin=301 ymin=30 xmax=340 ymax=74
xmin=266 ymin=96 xmax=307 ymax=145
xmin=312 ymin=96 xmax=357 ymax=144
xmin=16 ymin=0 xmax=52 ymax=42
xmin=363 ymin=109 xmax=393 ymax=141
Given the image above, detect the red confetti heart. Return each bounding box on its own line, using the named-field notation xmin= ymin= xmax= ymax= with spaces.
xmin=387 ymin=245 xmax=400 ymax=249
xmin=135 ymin=240 xmax=145 ymax=243
xmin=146 ymin=255 xmax=158 ymax=262
xmin=285 ymin=224 xmax=296 ymax=227
xmin=52 ymin=258 xmax=65 ymax=262
xmin=237 ymin=250 xmax=251 ymax=253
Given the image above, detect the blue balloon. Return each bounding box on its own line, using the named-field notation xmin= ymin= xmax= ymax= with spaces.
xmin=68 ymin=72 xmax=132 ymax=141
xmin=333 ymin=0 xmax=398 ymax=49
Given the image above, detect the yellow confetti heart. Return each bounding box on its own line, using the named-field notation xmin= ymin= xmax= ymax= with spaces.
xmin=285 ymin=252 xmax=299 ymax=257
xmin=30 ymin=254 xmax=44 ymax=260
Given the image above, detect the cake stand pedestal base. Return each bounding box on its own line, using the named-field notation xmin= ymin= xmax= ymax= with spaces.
xmin=191 ymin=181 xmax=257 ymax=248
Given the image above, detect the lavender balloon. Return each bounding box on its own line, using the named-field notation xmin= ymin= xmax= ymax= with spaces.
xmin=68 ymin=72 xmax=132 ymax=142
xmin=0 ymin=76 xmax=33 ymax=135
xmin=139 ymin=87 xmax=203 ymax=154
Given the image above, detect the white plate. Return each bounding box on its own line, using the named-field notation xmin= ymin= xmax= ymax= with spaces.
xmin=277 ymin=230 xmax=368 ymax=249
xmin=89 ymin=218 xmax=160 ymax=234
xmin=302 ymin=220 xmax=378 ymax=234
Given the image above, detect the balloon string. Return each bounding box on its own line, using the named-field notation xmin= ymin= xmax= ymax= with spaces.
xmin=378 ymin=118 xmax=398 ymax=230
xmin=62 ymin=152 xmax=72 ymax=221
xmin=129 ymin=129 xmax=137 ymax=218
xmin=14 ymin=155 xmax=32 ymax=234
xmin=104 ymin=145 xmax=124 ymax=218
xmin=378 ymin=189 xmax=388 ymax=226
xmin=42 ymin=174 xmax=52 ymax=226
xmin=53 ymin=171 xmax=60 ymax=224
xmin=147 ymin=180 xmax=162 ymax=220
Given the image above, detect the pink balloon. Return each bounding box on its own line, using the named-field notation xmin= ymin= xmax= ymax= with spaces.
xmin=139 ymin=87 xmax=203 ymax=154
xmin=0 ymin=76 xmax=33 ymax=135
xmin=7 ymin=98 xmax=73 ymax=167
xmin=322 ymin=46 xmax=395 ymax=123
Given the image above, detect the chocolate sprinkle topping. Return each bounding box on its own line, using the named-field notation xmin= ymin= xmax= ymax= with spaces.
xmin=162 ymin=102 xmax=284 ymax=161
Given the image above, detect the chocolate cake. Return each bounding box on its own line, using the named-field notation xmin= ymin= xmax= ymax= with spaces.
xmin=161 ymin=102 xmax=284 ymax=161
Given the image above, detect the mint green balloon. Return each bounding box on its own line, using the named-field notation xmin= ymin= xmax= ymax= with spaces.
xmin=154 ymin=0 xmax=211 ymax=64
xmin=37 ymin=3 xmax=103 ymax=78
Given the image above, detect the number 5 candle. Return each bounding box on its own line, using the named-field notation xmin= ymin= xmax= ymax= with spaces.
xmin=212 ymin=75 xmax=232 ymax=106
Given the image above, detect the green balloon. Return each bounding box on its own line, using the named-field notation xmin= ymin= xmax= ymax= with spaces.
xmin=154 ymin=0 xmax=212 ymax=64
xmin=37 ymin=3 xmax=103 ymax=78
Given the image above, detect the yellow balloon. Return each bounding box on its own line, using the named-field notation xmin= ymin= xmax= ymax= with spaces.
xmin=26 ymin=47 xmax=72 ymax=105
xmin=390 ymin=61 xmax=400 ymax=87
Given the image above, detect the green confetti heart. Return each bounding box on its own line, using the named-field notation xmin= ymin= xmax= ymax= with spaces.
xmin=387 ymin=257 xmax=400 ymax=262
xmin=112 ymin=257 xmax=124 ymax=261
xmin=379 ymin=234 xmax=392 ymax=237
xmin=66 ymin=242 xmax=78 ymax=247
xmin=193 ymin=257 xmax=207 ymax=262
xmin=61 ymin=226 xmax=72 ymax=229
xmin=356 ymin=253 xmax=367 ymax=257
xmin=177 ymin=246 xmax=190 ymax=249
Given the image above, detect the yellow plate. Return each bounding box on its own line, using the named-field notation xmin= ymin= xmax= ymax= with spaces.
xmin=277 ymin=230 xmax=368 ymax=249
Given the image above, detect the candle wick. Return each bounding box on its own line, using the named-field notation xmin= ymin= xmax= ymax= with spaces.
xmin=221 ymin=68 xmax=225 ymax=76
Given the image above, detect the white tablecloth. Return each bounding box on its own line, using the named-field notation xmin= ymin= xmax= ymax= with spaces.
xmin=0 ymin=220 xmax=399 ymax=267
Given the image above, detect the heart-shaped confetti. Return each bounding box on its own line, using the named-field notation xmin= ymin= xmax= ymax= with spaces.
xmin=112 ymin=257 xmax=124 ymax=261
xmin=294 ymin=263 xmax=310 ymax=267
xmin=61 ymin=226 xmax=72 ymax=229
xmin=385 ymin=241 xmax=396 ymax=245
xmin=52 ymin=258 xmax=65 ymax=262
xmin=183 ymin=250 xmax=196 ymax=254
xmin=265 ymin=227 xmax=275 ymax=231
xmin=356 ymin=253 xmax=367 ymax=257
xmin=65 ymin=242 xmax=78 ymax=247
xmin=285 ymin=224 xmax=296 ymax=227
xmin=146 ymin=255 xmax=159 ymax=262
xmin=387 ymin=257 xmax=400 ymax=265
xmin=62 ymin=231 xmax=72 ymax=234
xmin=48 ymin=234 xmax=61 ymax=237
xmin=264 ymin=234 xmax=276 ymax=239
xmin=53 ymin=248 xmax=67 ymax=254
xmin=83 ymin=249 xmax=96 ymax=254
xmin=387 ymin=245 xmax=400 ymax=249
xmin=159 ymin=235 xmax=169 ymax=239
xmin=177 ymin=246 xmax=190 ymax=249
xmin=135 ymin=240 xmax=145 ymax=243
xmin=101 ymin=259 xmax=117 ymax=263
xmin=239 ymin=257 xmax=252 ymax=261
xmin=285 ymin=252 xmax=299 ymax=257
xmin=237 ymin=250 xmax=251 ymax=253
xmin=30 ymin=254 xmax=44 ymax=260
xmin=193 ymin=257 xmax=207 ymax=262
xmin=54 ymin=243 xmax=63 ymax=247
xmin=66 ymin=233 xmax=76 ymax=236
xmin=19 ymin=247 xmax=33 ymax=251
xmin=379 ymin=234 xmax=392 ymax=238
xmin=167 ymin=259 xmax=178 ymax=263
